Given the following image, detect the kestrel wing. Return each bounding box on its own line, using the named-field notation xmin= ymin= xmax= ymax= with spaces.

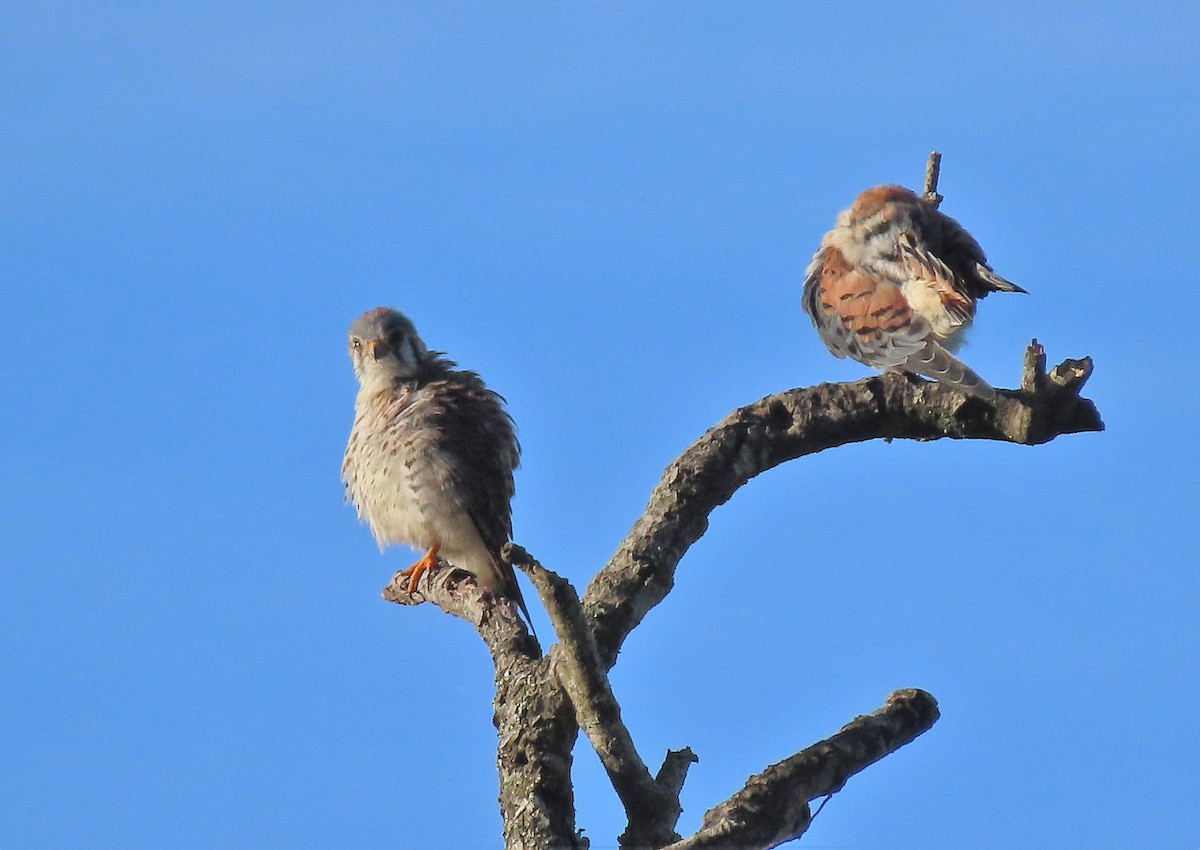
xmin=927 ymin=210 xmax=1025 ymax=297
xmin=425 ymin=371 xmax=520 ymax=557
xmin=415 ymin=370 xmax=537 ymax=638
xmin=803 ymin=244 xmax=930 ymax=369
xmin=897 ymin=231 xmax=975 ymax=326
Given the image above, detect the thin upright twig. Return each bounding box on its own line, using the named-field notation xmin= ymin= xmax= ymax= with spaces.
xmin=923 ymin=150 xmax=943 ymax=207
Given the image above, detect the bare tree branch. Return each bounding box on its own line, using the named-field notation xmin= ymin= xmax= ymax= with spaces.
xmin=656 ymin=748 xmax=700 ymax=801
xmin=511 ymin=545 xmax=691 ymax=848
xmin=663 ymin=689 xmax=940 ymax=850
xmin=381 ymin=339 xmax=1100 ymax=849
xmin=581 ymin=342 xmax=1103 ymax=670
xmin=382 ymin=570 xmax=584 ymax=850
xmin=382 ymin=566 xmax=537 ymax=659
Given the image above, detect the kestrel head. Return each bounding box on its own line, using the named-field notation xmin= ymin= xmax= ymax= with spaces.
xmin=347 ymin=306 xmax=429 ymax=386
xmin=835 ymin=184 xmax=921 ymax=229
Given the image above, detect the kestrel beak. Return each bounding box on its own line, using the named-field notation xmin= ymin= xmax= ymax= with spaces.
xmin=366 ymin=338 xmax=388 ymax=360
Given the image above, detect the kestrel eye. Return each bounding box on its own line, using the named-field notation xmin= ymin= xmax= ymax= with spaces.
xmin=351 ymin=338 xmax=362 ymax=350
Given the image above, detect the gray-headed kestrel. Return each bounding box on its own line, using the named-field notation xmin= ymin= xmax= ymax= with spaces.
xmin=801 ymin=184 xmax=1026 ymax=398
xmin=342 ymin=306 xmax=535 ymax=631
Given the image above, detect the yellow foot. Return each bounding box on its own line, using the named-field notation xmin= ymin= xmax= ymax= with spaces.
xmin=398 ymin=545 xmax=440 ymax=593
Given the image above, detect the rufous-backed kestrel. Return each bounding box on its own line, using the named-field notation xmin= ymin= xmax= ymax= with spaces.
xmin=802 ymin=184 xmax=1025 ymax=398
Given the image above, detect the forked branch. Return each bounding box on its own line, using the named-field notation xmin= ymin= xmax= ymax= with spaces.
xmin=514 ymin=545 xmax=692 ymax=848
xmin=381 ymin=340 xmax=1101 ymax=850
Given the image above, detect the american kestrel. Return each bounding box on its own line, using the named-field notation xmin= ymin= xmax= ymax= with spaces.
xmin=801 ymin=184 xmax=1025 ymax=398
xmin=341 ymin=306 xmax=535 ymax=629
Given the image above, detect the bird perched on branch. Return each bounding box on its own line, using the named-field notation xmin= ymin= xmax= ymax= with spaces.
xmin=342 ymin=306 xmax=535 ymax=631
xmin=801 ymin=184 xmax=1025 ymax=398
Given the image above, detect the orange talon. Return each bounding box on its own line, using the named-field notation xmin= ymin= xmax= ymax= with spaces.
xmin=399 ymin=545 xmax=440 ymax=593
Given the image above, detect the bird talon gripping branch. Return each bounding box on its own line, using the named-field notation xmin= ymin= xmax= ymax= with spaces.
xmin=399 ymin=545 xmax=441 ymax=593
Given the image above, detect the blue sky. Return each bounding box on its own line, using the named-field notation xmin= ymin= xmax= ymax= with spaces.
xmin=2 ymin=2 xmax=1197 ymax=848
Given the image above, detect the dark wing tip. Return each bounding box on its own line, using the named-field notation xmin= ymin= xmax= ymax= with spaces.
xmin=975 ymin=262 xmax=1028 ymax=294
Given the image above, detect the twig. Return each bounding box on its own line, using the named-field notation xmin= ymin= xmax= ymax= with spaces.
xmin=923 ymin=150 xmax=943 ymax=207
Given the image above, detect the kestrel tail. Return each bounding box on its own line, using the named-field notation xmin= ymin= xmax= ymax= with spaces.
xmin=801 ymin=184 xmax=1026 ymax=398
xmin=341 ymin=306 xmax=537 ymax=634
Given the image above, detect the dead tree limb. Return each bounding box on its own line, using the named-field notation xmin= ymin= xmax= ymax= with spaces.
xmin=373 ymin=150 xmax=1103 ymax=848
xmin=382 ymin=572 xmax=583 ymax=850
xmin=381 ymin=340 xmax=1102 ymax=849
xmin=581 ymin=341 xmax=1102 ymax=672
xmin=663 ymin=689 xmax=939 ymax=850
xmin=515 ymin=546 xmax=692 ymax=848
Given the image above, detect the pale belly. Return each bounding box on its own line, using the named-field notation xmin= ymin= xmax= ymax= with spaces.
xmin=343 ymin=388 xmax=503 ymax=590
